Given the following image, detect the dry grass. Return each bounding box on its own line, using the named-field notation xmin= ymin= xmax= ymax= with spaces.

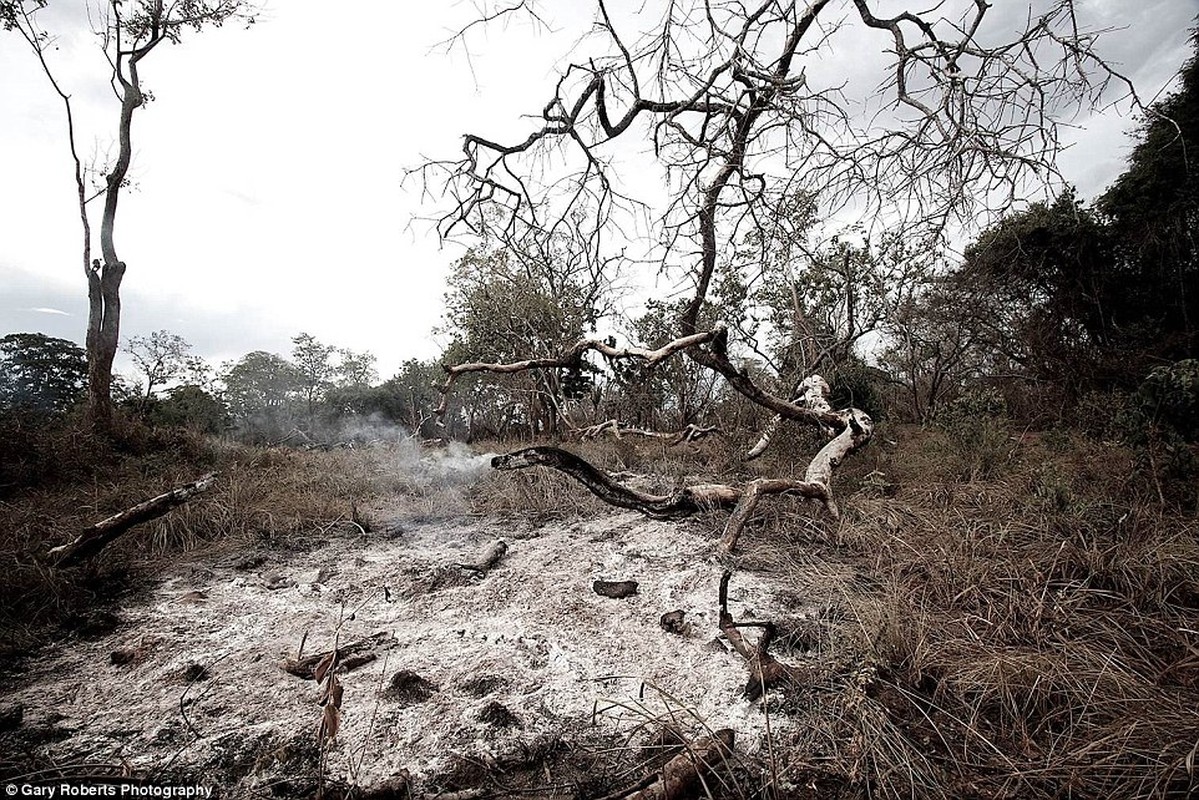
xmin=468 ymin=463 xmax=611 ymax=520
xmin=0 ymin=417 xmax=405 ymax=658
xmin=733 ymin=424 xmax=1199 ymax=799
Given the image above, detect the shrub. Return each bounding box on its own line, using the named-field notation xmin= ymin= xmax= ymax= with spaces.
xmin=1139 ymin=359 xmax=1199 ymax=442
xmin=934 ymin=387 xmax=1010 ymax=481
xmin=829 ymin=360 xmax=888 ymax=421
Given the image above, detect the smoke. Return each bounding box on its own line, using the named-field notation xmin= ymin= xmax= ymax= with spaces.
xmin=317 ymin=413 xmax=497 ymax=491
xmin=403 ymin=440 xmax=498 ymax=488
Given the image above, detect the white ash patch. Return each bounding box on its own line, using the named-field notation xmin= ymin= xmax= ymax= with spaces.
xmin=9 ymin=509 xmax=823 ymax=793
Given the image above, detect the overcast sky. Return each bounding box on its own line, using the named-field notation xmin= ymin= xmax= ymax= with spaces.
xmin=1 ymin=1 xmax=1195 ymax=380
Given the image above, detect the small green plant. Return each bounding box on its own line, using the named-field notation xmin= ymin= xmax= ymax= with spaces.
xmin=829 ymin=360 xmax=887 ymax=422
xmin=1031 ymin=464 xmax=1074 ymax=511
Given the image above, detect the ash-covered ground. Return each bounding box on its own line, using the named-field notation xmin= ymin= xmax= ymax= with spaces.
xmin=5 ymin=450 xmax=836 ymax=797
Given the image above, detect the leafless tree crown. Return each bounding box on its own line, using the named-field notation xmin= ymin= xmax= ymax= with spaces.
xmin=416 ymin=1 xmax=1140 ymax=274
xmin=415 ymin=0 xmax=1145 ymax=433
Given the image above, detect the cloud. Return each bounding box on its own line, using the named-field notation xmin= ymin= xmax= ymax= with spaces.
xmin=0 ymin=263 xmax=292 ymax=366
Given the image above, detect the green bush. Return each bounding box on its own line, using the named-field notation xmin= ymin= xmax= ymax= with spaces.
xmin=1074 ymin=388 xmax=1144 ymax=442
xmin=935 ymin=387 xmax=1011 ymax=481
xmin=829 ymin=360 xmax=888 ymax=421
xmin=1139 ymin=359 xmax=1199 ymax=442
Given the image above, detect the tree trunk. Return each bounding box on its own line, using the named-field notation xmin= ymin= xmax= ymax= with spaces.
xmin=87 ymin=29 xmax=148 ymax=433
xmin=86 ymin=259 xmax=125 ymax=431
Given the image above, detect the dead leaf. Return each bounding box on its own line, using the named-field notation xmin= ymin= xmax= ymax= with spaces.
xmin=319 ymin=703 xmax=340 ymax=742
xmin=313 ymin=651 xmax=336 ymax=684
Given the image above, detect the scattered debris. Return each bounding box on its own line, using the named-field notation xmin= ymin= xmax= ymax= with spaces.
xmin=109 ymin=646 xmax=147 ymax=666
xmin=357 ymin=772 xmax=413 ymax=800
xmin=296 ymin=567 xmax=332 ymax=585
xmin=638 ymin=725 xmax=686 ymax=758
xmin=179 ymin=663 xmax=209 ymax=682
xmin=457 ymin=674 xmax=509 ymax=697
xmin=281 ymin=631 xmax=397 ymax=679
xmin=605 ymin=728 xmax=735 ymax=800
xmin=233 ymin=554 xmax=267 ymax=571
xmin=385 ymin=670 xmax=437 ymax=706
xmin=594 ymin=579 xmax=639 ymax=599
xmin=264 ymin=573 xmax=296 ymax=591
xmin=659 ymin=610 xmax=686 ymax=635
xmin=455 ymin=539 xmax=507 ymax=574
xmin=315 ymin=650 xmax=344 ymax=742
xmin=476 ymin=700 xmax=521 ymax=729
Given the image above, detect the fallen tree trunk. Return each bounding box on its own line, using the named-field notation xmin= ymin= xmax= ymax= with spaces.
xmin=491 ymin=447 xmax=742 ymax=519
xmin=47 ymin=472 xmax=218 ymax=567
xmin=490 ymin=428 xmax=869 ymax=552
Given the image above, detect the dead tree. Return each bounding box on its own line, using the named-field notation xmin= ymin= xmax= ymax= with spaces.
xmin=416 ymin=1 xmax=1147 ymax=535
xmin=492 ymin=369 xmax=871 ymax=551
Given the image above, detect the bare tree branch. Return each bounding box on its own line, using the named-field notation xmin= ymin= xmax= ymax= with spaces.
xmin=423 ymin=0 xmax=1148 ymax=541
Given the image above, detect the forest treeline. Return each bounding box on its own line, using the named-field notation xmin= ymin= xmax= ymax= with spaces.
xmin=3 ymin=37 xmax=1198 ymax=455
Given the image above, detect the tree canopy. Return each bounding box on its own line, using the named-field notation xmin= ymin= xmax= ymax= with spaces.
xmin=0 ymin=332 xmax=88 ymax=413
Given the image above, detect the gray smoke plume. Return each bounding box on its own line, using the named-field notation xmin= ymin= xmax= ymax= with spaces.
xmin=407 ymin=441 xmax=498 ymax=488
xmin=316 ymin=414 xmax=497 ymax=492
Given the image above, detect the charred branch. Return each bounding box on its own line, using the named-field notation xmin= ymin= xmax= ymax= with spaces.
xmin=47 ymin=472 xmax=217 ymax=567
xmin=491 ymin=446 xmax=742 ymax=520
xmin=718 ymin=571 xmax=804 ymax=701
xmin=438 ymin=323 xmax=855 ymax=435
xmin=490 ymin=433 xmax=869 ymax=551
xmin=594 ymin=579 xmax=640 ymax=599
xmin=609 ymin=728 xmax=736 ymax=800
xmin=281 ymin=631 xmax=397 ymax=680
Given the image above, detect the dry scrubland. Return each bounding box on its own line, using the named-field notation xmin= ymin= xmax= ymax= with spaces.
xmin=1 ymin=416 xmax=1197 ymax=799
